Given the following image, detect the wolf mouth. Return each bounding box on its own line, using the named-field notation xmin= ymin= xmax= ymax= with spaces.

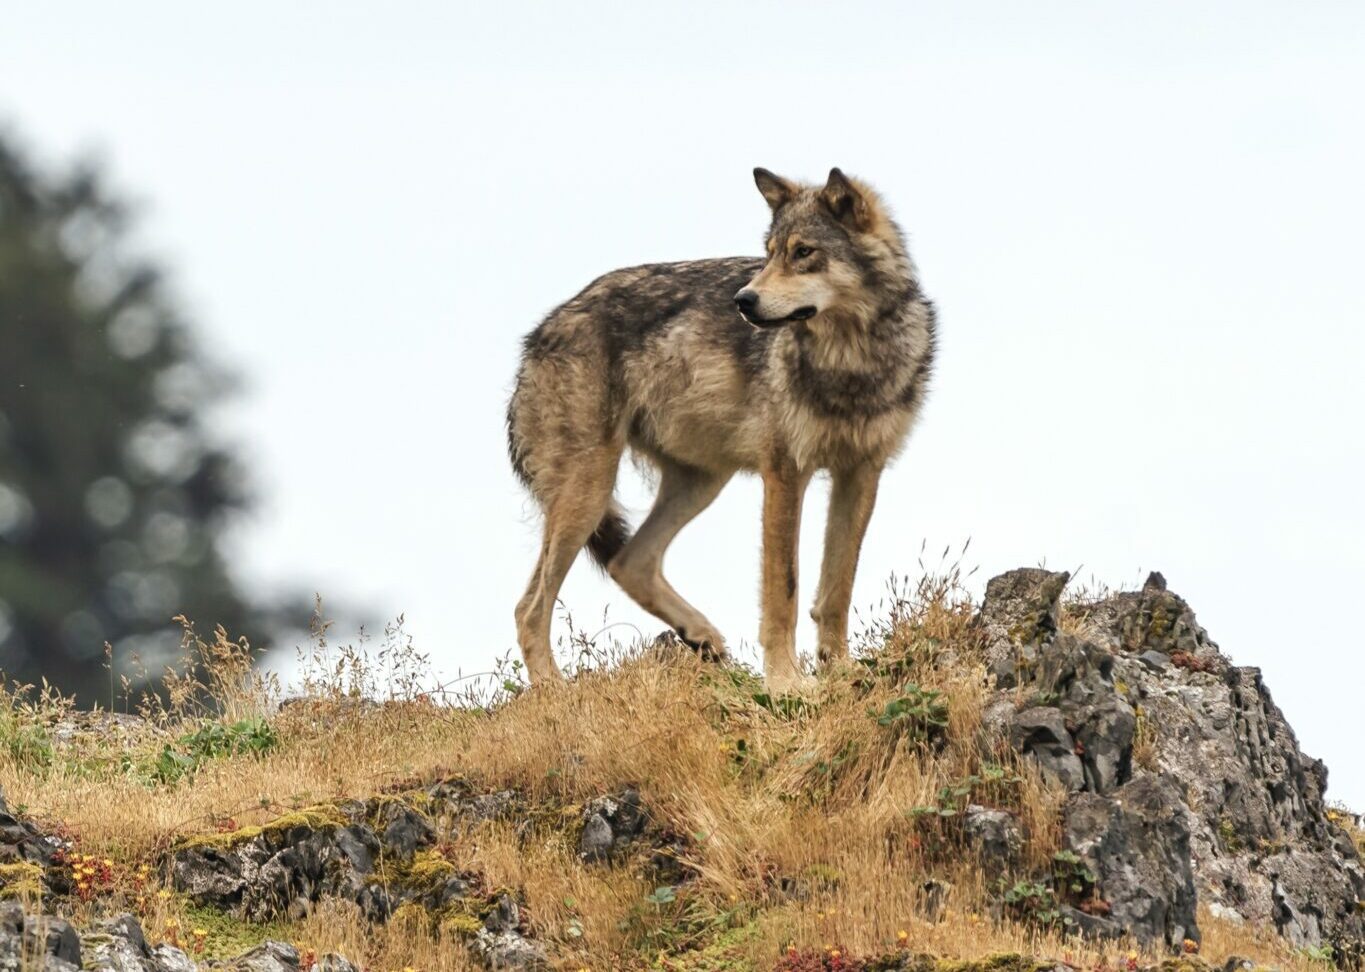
xmin=740 ymin=305 xmax=817 ymax=328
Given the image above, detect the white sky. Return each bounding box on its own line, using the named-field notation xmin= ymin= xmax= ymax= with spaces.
xmin=3 ymin=2 xmax=1362 ymax=805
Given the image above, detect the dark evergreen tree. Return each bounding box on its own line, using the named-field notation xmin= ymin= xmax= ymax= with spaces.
xmin=0 ymin=133 xmax=287 ymax=703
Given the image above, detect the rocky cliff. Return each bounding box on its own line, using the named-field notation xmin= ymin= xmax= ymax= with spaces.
xmin=981 ymin=569 xmax=1363 ymax=957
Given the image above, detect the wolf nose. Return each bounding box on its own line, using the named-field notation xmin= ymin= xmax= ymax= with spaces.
xmin=734 ymin=289 xmax=759 ymax=315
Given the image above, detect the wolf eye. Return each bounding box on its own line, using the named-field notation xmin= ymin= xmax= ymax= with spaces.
xmin=793 ymin=245 xmax=814 ymax=260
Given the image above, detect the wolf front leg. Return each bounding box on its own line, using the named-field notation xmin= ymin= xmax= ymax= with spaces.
xmin=759 ymin=463 xmax=812 ymax=692
xmin=811 ymin=462 xmax=881 ymax=668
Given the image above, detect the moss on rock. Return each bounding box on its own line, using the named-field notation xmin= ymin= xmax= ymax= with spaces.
xmin=174 ymin=804 xmax=349 ymax=851
xmin=182 ymin=903 xmax=291 ymax=959
xmin=0 ymin=861 xmax=45 ymax=899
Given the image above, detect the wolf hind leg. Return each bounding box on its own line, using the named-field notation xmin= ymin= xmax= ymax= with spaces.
xmin=608 ymin=458 xmax=731 ymax=658
xmin=514 ymin=444 xmax=622 ymax=683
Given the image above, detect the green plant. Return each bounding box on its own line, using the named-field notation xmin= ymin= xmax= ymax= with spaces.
xmin=1217 ymin=816 xmax=1245 ymax=853
xmin=645 ymin=885 xmax=678 ymax=907
xmin=752 ymin=691 xmax=814 ymax=720
xmin=1297 ymin=944 xmax=1335 ymax=966
xmin=904 ymin=766 xmax=1024 ymax=825
xmin=619 ymin=884 xmax=754 ymax=961
xmin=0 ymin=715 xmax=53 ymax=771
xmin=0 ymin=678 xmax=75 ymax=773
xmin=870 ymin=683 xmax=948 ymax=743
xmin=1001 ymin=879 xmax=1063 ymax=929
xmin=997 ymin=851 xmax=1099 ymax=931
xmin=795 ymin=740 xmax=861 ymax=804
xmin=151 ymin=717 xmax=280 ymax=784
xmin=1049 ymin=850 xmax=1095 ymax=902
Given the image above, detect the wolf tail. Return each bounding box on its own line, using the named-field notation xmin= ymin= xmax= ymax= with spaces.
xmin=584 ymin=506 xmax=631 ymax=570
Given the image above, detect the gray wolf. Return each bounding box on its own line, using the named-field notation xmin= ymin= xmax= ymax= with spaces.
xmin=507 ymin=168 xmax=935 ymax=690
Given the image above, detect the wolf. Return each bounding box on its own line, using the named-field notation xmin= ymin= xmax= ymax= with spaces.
xmin=507 ymin=168 xmax=935 ymax=690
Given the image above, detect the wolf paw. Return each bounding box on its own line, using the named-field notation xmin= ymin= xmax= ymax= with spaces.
xmin=654 ymin=628 xmax=728 ymax=664
xmin=764 ymin=669 xmax=817 ymax=696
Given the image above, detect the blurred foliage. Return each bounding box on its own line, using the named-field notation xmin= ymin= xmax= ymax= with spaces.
xmin=0 ymin=131 xmax=299 ymax=703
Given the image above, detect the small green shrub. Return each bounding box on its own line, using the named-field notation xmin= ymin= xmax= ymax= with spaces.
xmin=0 ymin=715 xmax=53 ymax=771
xmin=1002 ymin=880 xmax=1063 ymax=929
xmin=870 ymin=683 xmax=948 ymax=743
xmin=151 ymin=717 xmax=279 ymax=783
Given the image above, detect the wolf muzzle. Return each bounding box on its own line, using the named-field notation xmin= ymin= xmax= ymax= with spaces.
xmin=733 ymin=288 xmax=817 ymax=328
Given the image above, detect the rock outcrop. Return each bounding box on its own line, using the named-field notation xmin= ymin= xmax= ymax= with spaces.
xmin=169 ymin=785 xmax=545 ymax=969
xmin=981 ymin=568 xmax=1365 ymax=955
xmin=0 ymin=902 xmax=343 ymax=972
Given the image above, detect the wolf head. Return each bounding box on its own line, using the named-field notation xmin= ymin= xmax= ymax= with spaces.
xmin=734 ymin=167 xmax=908 ymax=330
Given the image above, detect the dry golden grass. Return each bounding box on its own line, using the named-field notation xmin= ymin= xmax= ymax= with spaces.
xmin=0 ymin=584 xmax=1338 ymax=972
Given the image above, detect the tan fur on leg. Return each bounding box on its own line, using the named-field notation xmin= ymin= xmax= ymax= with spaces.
xmin=811 ymin=462 xmax=881 ymax=668
xmin=760 ymin=463 xmax=811 ymax=691
xmin=514 ymin=445 xmax=622 ymax=684
xmin=608 ymin=459 xmax=731 ymax=654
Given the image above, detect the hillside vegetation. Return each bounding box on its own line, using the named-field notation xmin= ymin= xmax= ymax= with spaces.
xmin=0 ymin=566 xmax=1361 ymax=972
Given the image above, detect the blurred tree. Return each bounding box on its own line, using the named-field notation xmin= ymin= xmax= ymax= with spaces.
xmin=0 ymin=132 xmax=290 ymax=704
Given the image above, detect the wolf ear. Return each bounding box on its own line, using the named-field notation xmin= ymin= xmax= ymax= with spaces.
xmin=821 ymin=168 xmax=871 ymax=230
xmin=753 ymin=167 xmax=796 ymax=212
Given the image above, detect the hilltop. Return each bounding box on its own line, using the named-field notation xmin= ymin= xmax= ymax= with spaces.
xmin=0 ymin=567 xmax=1361 ymax=972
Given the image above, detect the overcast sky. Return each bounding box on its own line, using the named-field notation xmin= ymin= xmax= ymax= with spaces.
xmin=3 ymin=2 xmax=1362 ymax=805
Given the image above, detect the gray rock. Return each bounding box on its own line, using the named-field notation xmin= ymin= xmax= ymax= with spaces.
xmin=0 ymin=902 xmax=22 ymax=936
xmin=1206 ymin=901 xmax=1245 ymax=926
xmin=483 ymin=894 xmax=521 ymax=934
xmin=977 ymin=568 xmax=1070 ymax=688
xmin=377 ymin=804 xmax=436 ymax=863
xmin=1033 ymin=634 xmax=1117 ymax=708
xmin=579 ymin=789 xmax=648 ymax=863
xmin=212 ymin=941 xmax=300 ymax=972
xmin=1010 ymin=707 xmax=1084 ymax=792
xmin=0 ymin=787 xmax=57 ymax=868
xmin=424 ymin=780 xmax=518 ymax=822
xmin=24 ymin=916 xmax=81 ymax=968
xmin=172 ymin=842 xmax=254 ymax=907
xmin=1072 ymin=696 xmax=1136 ymax=794
xmin=174 ymin=819 xmax=386 ymax=922
xmin=0 ymin=909 xmax=360 ymax=972
xmin=1065 ymin=773 xmax=1199 ymax=948
xmin=961 ymin=805 xmax=1022 ymax=876
xmin=464 ymin=792 xmax=517 ymax=820
xmin=1080 ymin=573 xmax=1214 ymax=661
xmin=238 ymin=824 xmax=381 ymax=921
xmin=469 ymin=930 xmax=546 ymax=971
xmin=986 ymin=568 xmax=1365 ymax=951
xmin=979 ymin=697 xmax=1018 ymax=741
xmin=579 ymin=814 xmax=614 ymax=863
xmin=152 ymin=944 xmax=197 ymax=972
xmin=1100 ymin=607 xmax=1362 ymax=948
xmin=464 ymin=892 xmax=544 ymax=969
xmin=917 ymin=879 xmax=952 ymax=922
xmin=84 ymin=914 xmax=154 ymax=972
xmin=46 ymin=711 xmax=162 ymax=752
xmin=1138 ymin=650 xmax=1169 ymax=672
xmin=1059 ymin=905 xmax=1121 ymax=940
xmin=315 ymin=955 xmax=358 ymax=972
